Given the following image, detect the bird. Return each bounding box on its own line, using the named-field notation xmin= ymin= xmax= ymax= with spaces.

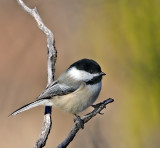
xmin=9 ymin=59 xmax=106 ymax=120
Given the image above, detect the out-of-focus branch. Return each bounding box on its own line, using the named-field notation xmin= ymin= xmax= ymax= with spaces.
xmin=57 ymin=98 xmax=114 ymax=148
xmin=16 ymin=0 xmax=57 ymax=148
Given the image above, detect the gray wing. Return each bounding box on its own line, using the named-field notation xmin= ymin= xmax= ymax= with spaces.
xmin=37 ymin=80 xmax=79 ymax=99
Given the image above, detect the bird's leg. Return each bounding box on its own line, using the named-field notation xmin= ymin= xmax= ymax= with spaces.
xmin=74 ymin=114 xmax=84 ymax=129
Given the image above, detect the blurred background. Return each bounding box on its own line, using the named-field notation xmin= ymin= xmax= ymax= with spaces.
xmin=0 ymin=0 xmax=160 ymax=148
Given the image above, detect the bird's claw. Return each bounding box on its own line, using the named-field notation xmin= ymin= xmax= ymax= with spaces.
xmin=74 ymin=114 xmax=84 ymax=129
xmin=92 ymin=102 xmax=103 ymax=109
xmin=98 ymin=111 xmax=104 ymax=115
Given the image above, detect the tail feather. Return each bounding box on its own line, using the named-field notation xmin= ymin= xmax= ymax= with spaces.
xmin=9 ymin=99 xmax=50 ymax=116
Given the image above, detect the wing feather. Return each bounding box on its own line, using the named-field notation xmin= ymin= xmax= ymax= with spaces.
xmin=37 ymin=80 xmax=79 ymax=99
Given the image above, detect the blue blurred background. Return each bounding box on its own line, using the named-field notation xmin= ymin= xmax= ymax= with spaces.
xmin=0 ymin=0 xmax=160 ymax=147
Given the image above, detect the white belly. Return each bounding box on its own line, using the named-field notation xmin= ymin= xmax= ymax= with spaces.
xmin=51 ymin=82 xmax=102 ymax=114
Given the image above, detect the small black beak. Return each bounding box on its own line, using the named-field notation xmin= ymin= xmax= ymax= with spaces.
xmin=100 ymin=72 xmax=106 ymax=76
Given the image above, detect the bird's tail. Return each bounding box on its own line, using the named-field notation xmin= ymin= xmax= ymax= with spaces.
xmin=9 ymin=99 xmax=50 ymax=116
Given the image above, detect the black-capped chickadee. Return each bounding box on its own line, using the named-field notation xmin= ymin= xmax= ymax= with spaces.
xmin=9 ymin=59 xmax=106 ymax=117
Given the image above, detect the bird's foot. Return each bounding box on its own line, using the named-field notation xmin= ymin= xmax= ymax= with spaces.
xmin=92 ymin=103 xmax=105 ymax=115
xmin=92 ymin=102 xmax=103 ymax=109
xmin=74 ymin=114 xmax=84 ymax=129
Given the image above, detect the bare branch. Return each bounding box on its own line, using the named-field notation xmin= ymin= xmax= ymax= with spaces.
xmin=34 ymin=110 xmax=52 ymax=148
xmin=16 ymin=0 xmax=57 ymax=148
xmin=16 ymin=0 xmax=56 ymax=83
xmin=57 ymin=98 xmax=114 ymax=148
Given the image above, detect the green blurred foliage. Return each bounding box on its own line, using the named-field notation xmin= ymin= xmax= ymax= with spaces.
xmin=73 ymin=0 xmax=160 ymax=147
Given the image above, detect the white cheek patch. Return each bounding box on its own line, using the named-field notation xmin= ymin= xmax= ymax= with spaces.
xmin=68 ymin=67 xmax=99 ymax=81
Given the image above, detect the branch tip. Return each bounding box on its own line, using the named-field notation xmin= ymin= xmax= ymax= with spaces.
xmin=57 ymin=98 xmax=114 ymax=148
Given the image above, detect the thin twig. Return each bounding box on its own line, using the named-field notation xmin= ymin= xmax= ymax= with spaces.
xmin=16 ymin=0 xmax=57 ymax=148
xmin=57 ymin=98 xmax=114 ymax=148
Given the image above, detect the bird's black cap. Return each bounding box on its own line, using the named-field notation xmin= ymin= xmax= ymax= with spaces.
xmin=69 ymin=58 xmax=102 ymax=74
